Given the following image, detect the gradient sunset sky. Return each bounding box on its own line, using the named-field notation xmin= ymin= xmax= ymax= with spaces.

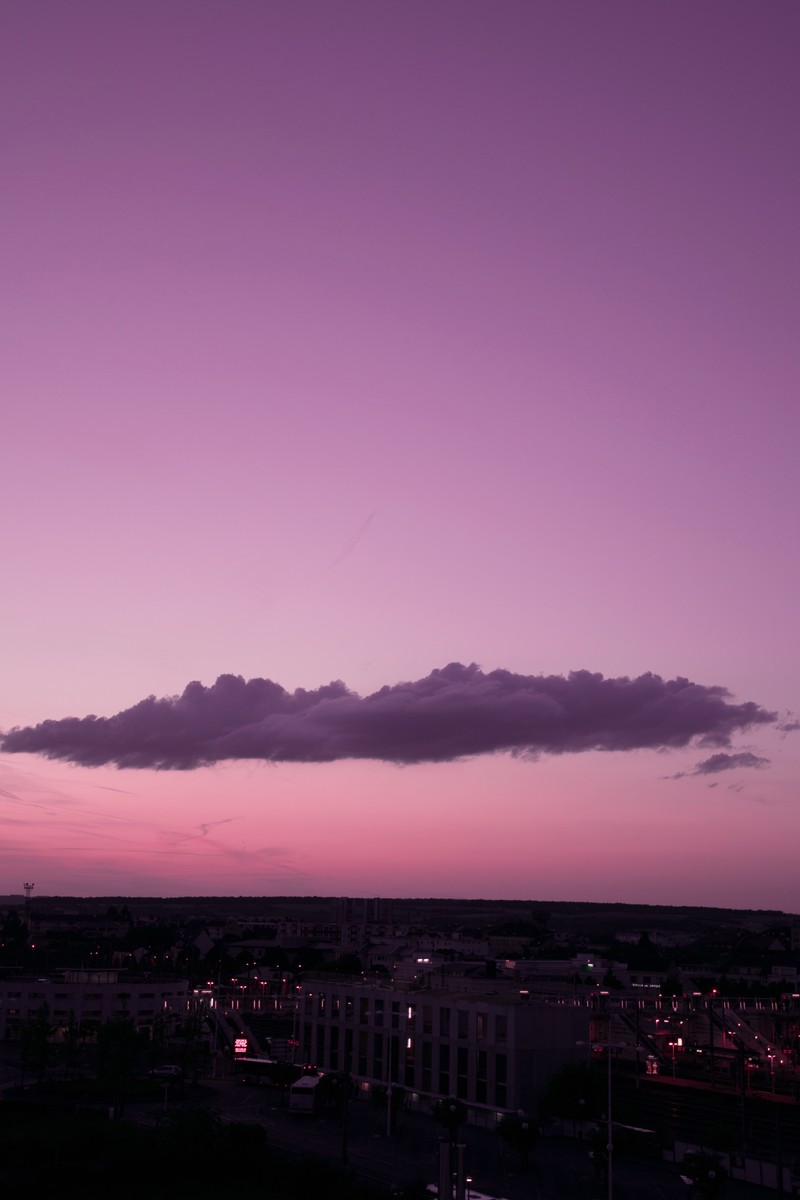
xmin=2 ymin=1 xmax=798 ymax=907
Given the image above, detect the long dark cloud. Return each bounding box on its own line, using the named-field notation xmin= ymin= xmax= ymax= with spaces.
xmin=0 ymin=663 xmax=777 ymax=771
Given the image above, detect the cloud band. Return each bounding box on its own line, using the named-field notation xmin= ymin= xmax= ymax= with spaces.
xmin=0 ymin=663 xmax=776 ymax=771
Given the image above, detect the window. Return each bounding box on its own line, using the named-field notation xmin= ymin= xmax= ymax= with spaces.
xmin=476 ymin=1049 xmax=487 ymax=1103
xmin=476 ymin=1011 xmax=487 ymax=1040
xmin=495 ymin=1014 xmax=507 ymax=1043
xmin=438 ymin=1044 xmax=450 ymax=1095
xmin=422 ymin=1040 xmax=432 ymax=1092
xmin=374 ymin=998 xmax=384 ymax=1027
xmin=422 ymin=1005 xmax=433 ymax=1035
xmin=439 ymin=1008 xmax=451 ymax=1037
xmin=495 ymin=1053 xmax=507 ymax=1107
xmin=457 ymin=1010 xmax=468 ymax=1039
xmin=387 ymin=1032 xmax=399 ymax=1084
xmin=456 ymin=1047 xmax=469 ymax=1099
xmin=405 ymin=1035 xmax=416 ymax=1087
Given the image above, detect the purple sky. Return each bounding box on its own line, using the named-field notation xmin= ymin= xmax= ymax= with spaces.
xmin=2 ymin=1 xmax=798 ymax=907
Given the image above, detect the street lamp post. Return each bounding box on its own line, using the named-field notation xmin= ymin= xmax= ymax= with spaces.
xmin=606 ymin=1045 xmax=613 ymax=1200
xmin=577 ymin=1040 xmax=626 ymax=1200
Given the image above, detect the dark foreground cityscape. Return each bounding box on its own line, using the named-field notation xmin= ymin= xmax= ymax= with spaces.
xmin=2 ymin=891 xmax=800 ymax=1199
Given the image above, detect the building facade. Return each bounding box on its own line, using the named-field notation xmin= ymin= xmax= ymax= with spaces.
xmin=0 ymin=969 xmax=189 ymax=1040
xmin=298 ymin=977 xmax=588 ymax=1120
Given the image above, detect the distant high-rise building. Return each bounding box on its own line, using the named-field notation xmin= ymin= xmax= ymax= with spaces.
xmin=332 ymin=896 xmax=393 ymax=925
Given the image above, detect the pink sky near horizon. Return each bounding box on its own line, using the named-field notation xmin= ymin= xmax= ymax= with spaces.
xmin=1 ymin=1 xmax=798 ymax=908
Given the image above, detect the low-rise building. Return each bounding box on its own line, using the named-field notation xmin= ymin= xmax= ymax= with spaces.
xmin=0 ymin=969 xmax=188 ymax=1039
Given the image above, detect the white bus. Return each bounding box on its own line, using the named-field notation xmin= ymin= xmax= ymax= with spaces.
xmin=288 ymin=1074 xmax=323 ymax=1114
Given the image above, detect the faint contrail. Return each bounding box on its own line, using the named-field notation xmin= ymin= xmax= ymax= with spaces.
xmin=327 ymin=510 xmax=376 ymax=570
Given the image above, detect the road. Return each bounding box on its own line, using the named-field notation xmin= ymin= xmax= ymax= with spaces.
xmin=1 ymin=1042 xmax=788 ymax=1200
xmin=134 ymin=1075 xmax=785 ymax=1200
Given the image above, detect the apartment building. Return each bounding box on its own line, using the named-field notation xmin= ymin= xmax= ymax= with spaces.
xmin=298 ymin=977 xmax=588 ymax=1121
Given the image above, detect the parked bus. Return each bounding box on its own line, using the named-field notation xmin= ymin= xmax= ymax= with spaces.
xmin=238 ymin=1056 xmax=277 ymax=1085
xmin=288 ymin=1074 xmax=323 ymax=1114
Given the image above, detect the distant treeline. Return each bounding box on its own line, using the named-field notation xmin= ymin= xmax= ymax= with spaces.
xmin=1 ymin=893 xmax=793 ymax=933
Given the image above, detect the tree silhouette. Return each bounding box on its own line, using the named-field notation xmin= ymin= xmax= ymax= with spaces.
xmin=20 ymin=1004 xmax=52 ymax=1085
xmin=540 ymin=1062 xmax=604 ymax=1121
xmin=682 ymin=1151 xmax=728 ymax=1198
xmin=432 ymin=1096 xmax=468 ymax=1143
xmin=97 ymin=1016 xmax=139 ymax=1119
xmin=498 ymin=1111 xmax=538 ymax=1170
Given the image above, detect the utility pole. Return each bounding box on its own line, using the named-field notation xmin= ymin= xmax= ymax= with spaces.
xmin=708 ymin=992 xmax=717 ymax=1087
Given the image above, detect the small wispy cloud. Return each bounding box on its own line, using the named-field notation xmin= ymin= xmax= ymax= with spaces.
xmin=695 ymin=751 xmax=770 ymax=775
xmin=196 ymin=818 xmax=236 ymax=838
xmin=666 ymin=750 xmax=770 ymax=781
